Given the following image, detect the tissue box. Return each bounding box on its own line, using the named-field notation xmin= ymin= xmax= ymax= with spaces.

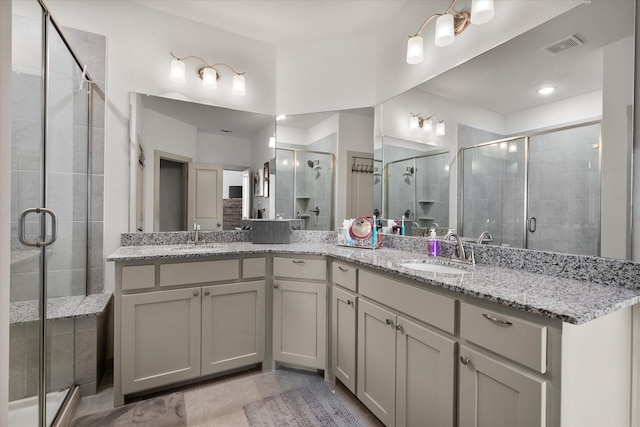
xmin=251 ymin=220 xmax=290 ymax=244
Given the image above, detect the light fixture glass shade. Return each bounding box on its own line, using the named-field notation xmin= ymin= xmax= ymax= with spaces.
xmin=435 ymin=121 xmax=446 ymax=136
xmin=435 ymin=14 xmax=455 ymax=47
xmin=471 ymin=0 xmax=494 ymax=25
xmin=406 ymin=36 xmax=424 ymax=65
xmin=232 ymin=74 xmax=246 ymax=96
xmin=170 ymin=59 xmax=186 ymax=83
xmin=202 ymin=67 xmax=217 ymax=89
xmin=409 ymin=116 xmax=420 ymax=130
xmin=422 ymin=120 xmax=433 ymax=133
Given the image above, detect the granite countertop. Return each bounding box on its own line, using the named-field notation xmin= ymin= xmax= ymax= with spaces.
xmin=107 ymin=242 xmax=640 ymax=325
xmin=10 ymin=293 xmax=113 ymax=326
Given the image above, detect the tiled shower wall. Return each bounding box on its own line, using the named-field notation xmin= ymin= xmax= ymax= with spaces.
xmin=460 ymin=123 xmax=601 ymax=256
xmin=10 ymin=15 xmax=105 ymax=301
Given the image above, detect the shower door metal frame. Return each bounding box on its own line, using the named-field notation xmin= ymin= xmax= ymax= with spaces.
xmin=458 ymin=120 xmax=602 ymax=255
xmin=30 ymin=1 xmax=96 ymax=426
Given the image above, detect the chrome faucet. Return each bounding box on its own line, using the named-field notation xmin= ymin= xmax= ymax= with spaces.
xmin=476 ymin=231 xmax=493 ymax=244
xmin=444 ymin=231 xmax=466 ymax=261
xmin=189 ymin=223 xmax=205 ymax=245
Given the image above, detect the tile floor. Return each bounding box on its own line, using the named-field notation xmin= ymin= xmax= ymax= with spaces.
xmin=72 ymin=368 xmax=385 ymax=426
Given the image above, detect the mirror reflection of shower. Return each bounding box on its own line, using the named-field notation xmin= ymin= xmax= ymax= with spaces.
xmin=384 ymin=148 xmax=450 ymax=233
xmin=275 ymin=148 xmax=335 ymax=230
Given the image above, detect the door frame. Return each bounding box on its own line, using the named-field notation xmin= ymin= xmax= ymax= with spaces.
xmin=153 ymin=150 xmax=191 ymax=232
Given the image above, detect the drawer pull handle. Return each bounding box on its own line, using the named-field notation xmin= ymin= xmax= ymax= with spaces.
xmin=292 ymin=260 xmax=306 ymax=265
xmin=386 ymin=318 xmax=395 ymax=328
xmin=347 ymin=300 xmax=354 ymax=306
xmin=482 ymin=313 xmax=513 ymax=326
xmin=396 ymin=324 xmax=404 ymax=334
xmin=338 ymin=266 xmax=348 ymax=272
xmin=193 ymin=291 xmax=200 ymax=297
xmin=273 ymin=283 xmax=279 ymax=289
xmin=460 ymin=356 xmax=471 ymax=365
xmin=204 ymin=291 xmax=210 ymax=296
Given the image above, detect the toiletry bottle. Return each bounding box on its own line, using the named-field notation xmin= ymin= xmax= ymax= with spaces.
xmin=427 ymin=230 xmax=439 ymax=257
xmin=372 ymin=216 xmax=377 ymax=248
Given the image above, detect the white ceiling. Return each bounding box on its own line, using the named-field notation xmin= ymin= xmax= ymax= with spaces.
xmin=131 ymin=0 xmax=407 ymax=46
xmin=418 ymin=1 xmax=634 ymax=115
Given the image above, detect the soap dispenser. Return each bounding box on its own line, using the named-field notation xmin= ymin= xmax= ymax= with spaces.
xmin=427 ymin=229 xmax=439 ymax=257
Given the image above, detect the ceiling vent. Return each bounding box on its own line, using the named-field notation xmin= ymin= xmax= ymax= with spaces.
xmin=542 ymin=34 xmax=584 ymax=55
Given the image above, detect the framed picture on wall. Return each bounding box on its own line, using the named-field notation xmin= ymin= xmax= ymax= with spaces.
xmin=263 ymin=161 xmax=270 ymax=198
xmin=254 ymin=169 xmax=264 ymax=197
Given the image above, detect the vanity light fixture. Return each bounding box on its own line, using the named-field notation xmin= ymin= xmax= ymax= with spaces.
xmin=407 ymin=0 xmax=494 ymax=64
xmin=410 ymin=113 xmax=446 ymax=136
xmin=169 ymin=52 xmax=246 ymax=96
xmin=537 ymin=86 xmax=556 ymax=95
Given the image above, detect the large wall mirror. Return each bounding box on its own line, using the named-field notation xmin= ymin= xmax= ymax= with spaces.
xmin=375 ymin=1 xmax=634 ymax=260
xmin=129 ymin=93 xmax=275 ymax=232
xmin=275 ymin=108 xmax=375 ymax=231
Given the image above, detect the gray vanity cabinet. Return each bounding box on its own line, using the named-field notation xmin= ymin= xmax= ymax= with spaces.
xmin=356 ymin=270 xmax=457 ymax=427
xmin=121 ymin=287 xmax=202 ymax=394
xmin=115 ymin=257 xmax=266 ymax=405
xmin=272 ymin=257 xmax=328 ymax=370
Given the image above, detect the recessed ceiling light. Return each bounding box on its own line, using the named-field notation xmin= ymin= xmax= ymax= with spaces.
xmin=537 ymin=86 xmax=556 ymax=95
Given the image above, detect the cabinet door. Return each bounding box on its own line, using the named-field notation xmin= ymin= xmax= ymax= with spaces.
xmin=121 ymin=288 xmax=201 ymax=394
xmin=201 ymin=281 xmax=266 ymax=376
xmin=332 ymin=286 xmax=357 ymax=393
xmin=357 ymin=299 xmax=396 ymax=427
xmin=396 ymin=316 xmax=456 ymax=427
xmin=459 ymin=345 xmax=547 ymax=427
xmin=272 ymin=280 xmax=327 ymax=369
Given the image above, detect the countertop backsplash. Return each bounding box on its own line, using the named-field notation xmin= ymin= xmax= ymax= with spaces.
xmin=119 ymin=230 xmax=640 ymax=290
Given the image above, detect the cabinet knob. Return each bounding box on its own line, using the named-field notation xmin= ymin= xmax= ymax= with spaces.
xmin=395 ymin=324 xmax=404 ymax=334
xmin=338 ymin=266 xmax=348 ymax=272
xmin=273 ymin=283 xmax=279 ymax=289
xmin=347 ymin=300 xmax=354 ymax=307
xmin=460 ymin=356 xmax=471 ymax=365
xmin=204 ymin=291 xmax=210 ymax=296
xmin=386 ymin=318 xmax=395 ymax=328
xmin=193 ymin=291 xmax=200 ymax=297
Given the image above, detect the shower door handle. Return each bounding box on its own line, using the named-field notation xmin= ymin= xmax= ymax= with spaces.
xmin=527 ymin=217 xmax=537 ymax=233
xmin=18 ymin=208 xmax=58 ymax=248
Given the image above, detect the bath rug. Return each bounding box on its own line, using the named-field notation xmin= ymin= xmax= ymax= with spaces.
xmin=244 ymin=381 xmax=363 ymax=427
xmin=71 ymin=392 xmax=186 ymax=427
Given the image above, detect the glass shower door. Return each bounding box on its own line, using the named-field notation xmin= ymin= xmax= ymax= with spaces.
xmin=10 ymin=5 xmax=90 ymax=426
xmin=527 ymin=123 xmax=601 ymax=256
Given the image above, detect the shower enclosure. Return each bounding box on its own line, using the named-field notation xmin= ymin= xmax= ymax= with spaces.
xmin=384 ymin=149 xmax=450 ymax=230
xmin=10 ymin=1 xmax=97 ymax=425
xmin=275 ymin=148 xmax=335 ymax=230
xmin=460 ymin=121 xmax=601 ymax=256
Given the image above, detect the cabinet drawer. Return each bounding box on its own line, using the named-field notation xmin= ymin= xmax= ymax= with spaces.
xmin=159 ymin=259 xmax=239 ymax=287
xmin=460 ymin=302 xmax=547 ymax=373
xmin=122 ymin=265 xmax=155 ymax=291
xmin=243 ymin=258 xmax=265 ymax=279
xmin=332 ymin=262 xmax=357 ymax=292
xmin=359 ymin=270 xmax=455 ymax=334
xmin=273 ymin=257 xmax=326 ymax=281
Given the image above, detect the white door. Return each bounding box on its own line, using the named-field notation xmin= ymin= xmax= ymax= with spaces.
xmin=188 ymin=162 xmax=223 ymax=230
xmin=201 ymin=281 xmax=265 ymax=376
xmin=331 ymin=286 xmax=357 ymax=393
xmin=396 ymin=316 xmax=456 ymax=427
xmin=458 ymin=345 xmax=546 ymax=427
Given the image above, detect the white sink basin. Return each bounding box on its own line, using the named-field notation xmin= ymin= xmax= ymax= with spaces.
xmin=399 ymin=262 xmax=468 ymax=275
